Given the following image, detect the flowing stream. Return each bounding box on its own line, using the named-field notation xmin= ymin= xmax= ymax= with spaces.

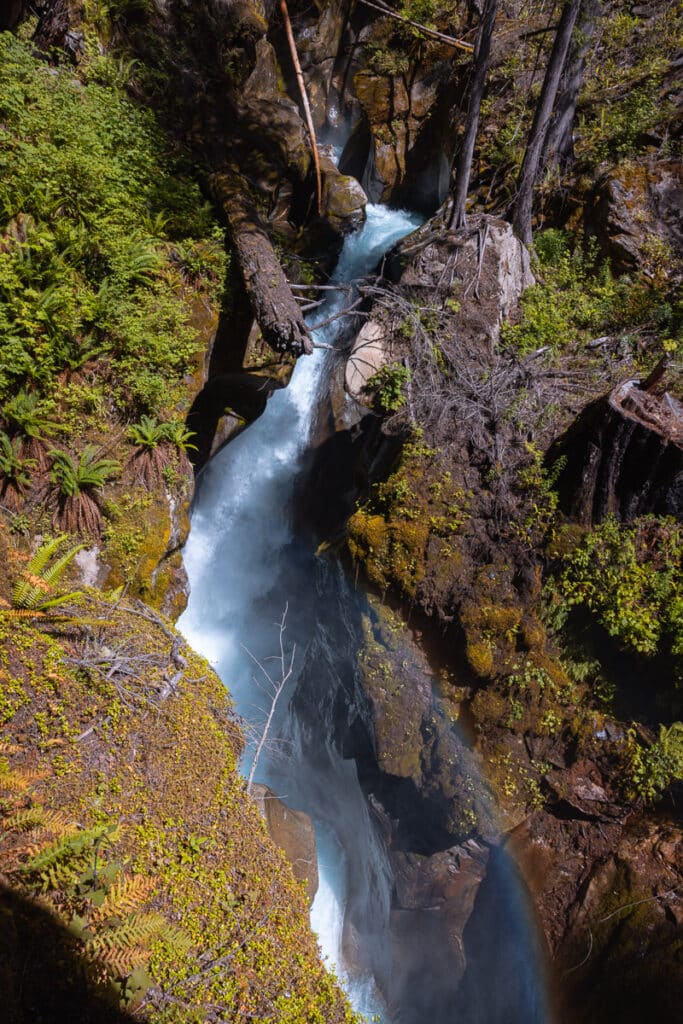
xmin=179 ymin=206 xmax=549 ymax=1022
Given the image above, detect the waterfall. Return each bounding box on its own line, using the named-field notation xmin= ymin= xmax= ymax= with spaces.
xmin=179 ymin=205 xmax=549 ymax=1023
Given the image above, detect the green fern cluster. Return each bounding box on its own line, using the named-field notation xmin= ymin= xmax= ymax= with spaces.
xmin=11 ymin=534 xmax=84 ymax=612
xmin=0 ymin=33 xmax=226 ymax=413
xmin=1 ymin=793 xmax=192 ymax=1003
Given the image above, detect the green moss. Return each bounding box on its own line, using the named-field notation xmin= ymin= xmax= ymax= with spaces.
xmin=0 ymin=596 xmax=356 ymax=1022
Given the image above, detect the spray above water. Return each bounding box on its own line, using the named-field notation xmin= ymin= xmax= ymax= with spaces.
xmin=179 ymin=205 xmax=548 ymax=1023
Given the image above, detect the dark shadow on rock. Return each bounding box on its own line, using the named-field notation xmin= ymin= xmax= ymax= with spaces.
xmin=0 ymin=884 xmax=138 ymax=1024
xmin=187 ymin=372 xmax=284 ymax=471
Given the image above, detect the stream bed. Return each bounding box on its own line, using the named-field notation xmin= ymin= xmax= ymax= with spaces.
xmin=179 ymin=206 xmax=549 ymax=1022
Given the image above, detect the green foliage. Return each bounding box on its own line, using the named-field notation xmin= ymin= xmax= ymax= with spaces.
xmin=513 ymin=442 xmax=564 ymax=547
xmin=365 ymin=361 xmax=411 ymax=413
xmin=3 ymin=388 xmax=59 ymax=439
xmin=157 ymin=419 xmax=196 ymax=453
xmin=502 ymin=229 xmax=676 ymax=355
xmin=11 ymin=534 xmax=85 ymax=611
xmin=553 ymin=516 xmax=683 ymax=659
xmin=49 ymin=446 xmax=120 ymax=497
xmin=625 ymin=722 xmax=683 ymax=803
xmin=126 ymin=414 xmax=167 ymax=449
xmin=0 ymin=33 xmax=225 ymax=413
xmin=0 ymin=432 xmax=34 ymax=489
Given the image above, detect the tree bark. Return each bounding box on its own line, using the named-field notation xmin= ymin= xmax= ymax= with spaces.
xmin=212 ymin=172 xmax=313 ymax=357
xmin=448 ymin=0 xmax=499 ymax=230
xmin=511 ymin=0 xmax=582 ymax=246
xmin=543 ymin=0 xmax=599 ymax=175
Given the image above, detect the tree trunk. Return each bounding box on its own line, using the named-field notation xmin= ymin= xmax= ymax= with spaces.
xmin=448 ymin=0 xmax=499 ymax=230
xmin=212 ymin=172 xmax=313 ymax=357
xmin=511 ymin=0 xmax=582 ymax=246
xmin=543 ymin=0 xmax=599 ymax=175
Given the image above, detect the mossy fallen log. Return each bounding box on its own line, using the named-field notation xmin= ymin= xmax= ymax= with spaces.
xmin=212 ymin=171 xmax=313 ymax=357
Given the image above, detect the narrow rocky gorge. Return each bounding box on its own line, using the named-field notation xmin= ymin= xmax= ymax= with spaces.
xmin=0 ymin=2 xmax=681 ymax=1023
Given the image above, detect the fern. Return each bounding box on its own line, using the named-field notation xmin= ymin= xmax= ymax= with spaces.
xmin=0 ymin=763 xmax=47 ymax=793
xmin=2 ymin=806 xmax=45 ymax=832
xmin=158 ymin=924 xmax=195 ymax=956
xmin=22 ymin=823 xmax=118 ymax=879
xmin=88 ymin=911 xmax=167 ymax=953
xmin=91 ymin=873 xmax=156 ymax=924
xmin=11 ymin=534 xmax=85 ymax=611
xmin=97 ymin=943 xmax=152 ymax=977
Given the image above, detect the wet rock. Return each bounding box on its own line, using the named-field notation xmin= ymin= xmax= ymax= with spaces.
xmin=320 ymin=157 xmax=367 ymax=237
xmin=387 ymin=842 xmax=489 ymax=1015
xmin=251 ymin=784 xmax=318 ymax=903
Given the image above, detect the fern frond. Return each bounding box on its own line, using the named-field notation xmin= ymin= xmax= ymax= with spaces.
xmin=29 ymin=535 xmax=68 ymax=576
xmin=0 ymin=609 xmax=46 ymax=620
xmin=22 ymin=823 xmax=117 ymax=878
xmin=11 ymin=535 xmax=85 ymax=610
xmin=0 ymin=765 xmax=47 ymax=793
xmin=37 ymin=591 xmax=84 ymax=610
xmin=97 ymin=943 xmax=151 ymax=978
xmin=2 ymin=806 xmax=45 ymax=832
xmin=88 ymin=911 xmax=167 ymax=953
xmin=40 ymin=809 xmax=74 ymax=837
xmin=91 ymin=873 xmax=155 ymax=924
xmin=31 ymin=850 xmax=92 ymax=893
xmin=42 ymin=543 xmax=86 ymax=586
xmin=159 ymin=925 xmax=195 ymax=956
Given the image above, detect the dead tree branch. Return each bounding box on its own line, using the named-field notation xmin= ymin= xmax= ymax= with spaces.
xmin=244 ymin=604 xmax=296 ymax=794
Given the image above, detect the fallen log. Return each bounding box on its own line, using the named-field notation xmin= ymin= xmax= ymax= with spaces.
xmin=211 ymin=172 xmax=313 ymax=356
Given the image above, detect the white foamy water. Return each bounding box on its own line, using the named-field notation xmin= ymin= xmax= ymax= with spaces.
xmin=179 ymin=205 xmax=421 ymax=1018
xmin=179 ymin=202 xmax=550 ymax=1024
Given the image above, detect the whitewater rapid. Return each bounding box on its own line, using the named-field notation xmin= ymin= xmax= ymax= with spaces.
xmin=179 ymin=204 xmax=421 ymax=1017
xmin=179 ymin=204 xmax=549 ymax=1023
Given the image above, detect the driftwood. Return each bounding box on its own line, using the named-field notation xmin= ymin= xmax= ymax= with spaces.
xmin=212 ymin=172 xmax=313 ymax=357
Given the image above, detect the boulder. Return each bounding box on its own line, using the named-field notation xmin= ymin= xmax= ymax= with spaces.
xmin=590 ymin=158 xmax=683 ymax=273
xmin=251 ymin=784 xmax=319 ymax=903
xmin=320 ymin=156 xmax=367 ymax=237
xmin=386 ymin=842 xmax=489 ymax=1017
xmin=345 ymin=320 xmax=390 ymax=403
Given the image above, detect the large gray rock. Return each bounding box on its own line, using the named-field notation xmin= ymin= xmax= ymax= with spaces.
xmin=590 ymin=159 xmax=683 ymax=273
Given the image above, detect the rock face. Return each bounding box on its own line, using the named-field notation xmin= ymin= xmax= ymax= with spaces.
xmin=387 ymin=841 xmax=489 ymax=1019
xmin=339 ymin=58 xmax=456 ymax=212
xmin=251 ymin=784 xmax=319 ymax=903
xmin=511 ymin=810 xmax=683 ymax=1024
xmin=590 ymin=158 xmax=683 ymax=272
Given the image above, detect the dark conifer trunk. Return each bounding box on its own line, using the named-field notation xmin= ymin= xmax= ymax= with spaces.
xmin=448 ymin=0 xmax=499 ymax=230
xmin=511 ymin=0 xmax=582 ymax=245
xmin=543 ymin=0 xmax=599 ymax=175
